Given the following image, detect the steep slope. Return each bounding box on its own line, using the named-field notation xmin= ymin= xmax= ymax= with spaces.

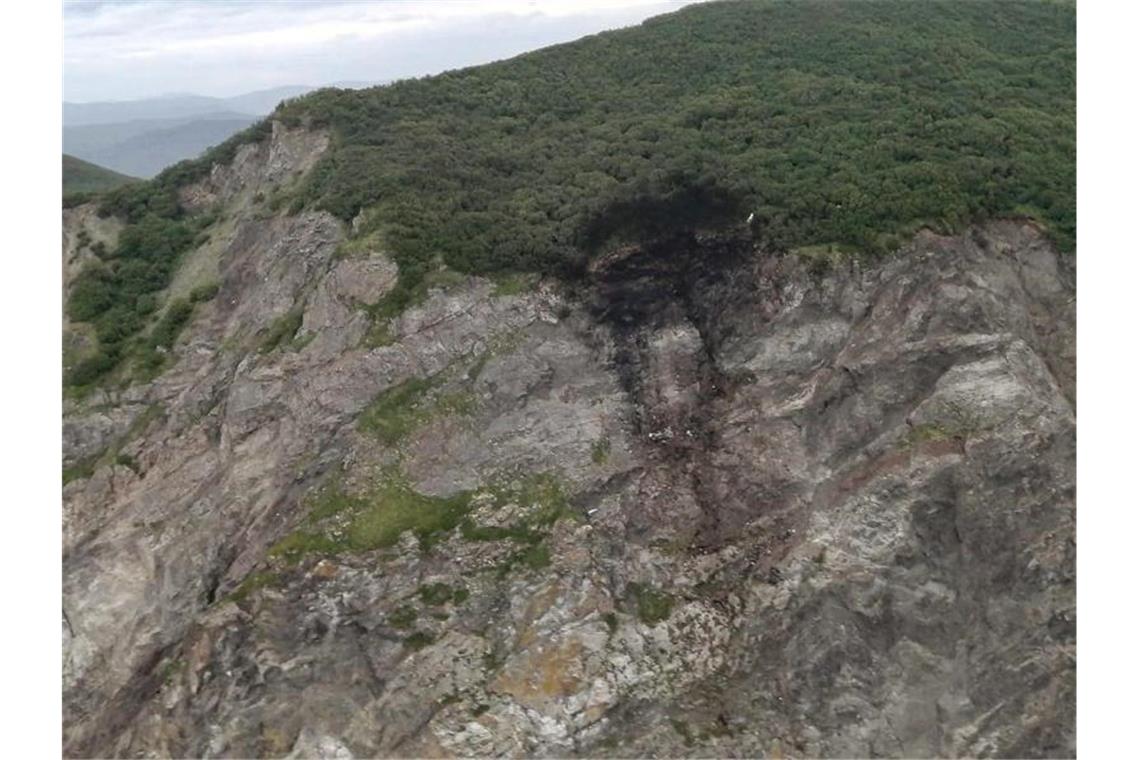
xmin=62 ymin=2 xmax=1075 ymax=758
xmin=62 ymin=131 xmax=1074 ymax=757
xmin=62 ymin=154 xmax=138 ymax=195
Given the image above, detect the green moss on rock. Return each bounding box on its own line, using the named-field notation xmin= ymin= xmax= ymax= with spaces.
xmin=629 ymin=582 xmax=674 ymax=625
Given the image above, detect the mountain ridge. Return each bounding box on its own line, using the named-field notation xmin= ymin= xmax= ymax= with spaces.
xmin=65 ymin=113 xmax=260 ymax=178
xmin=63 ymin=85 xmax=311 ymax=126
xmin=62 ymin=2 xmax=1075 ymax=756
xmin=62 ymin=154 xmax=138 ymax=195
xmin=133 ymin=0 xmax=1074 ymax=304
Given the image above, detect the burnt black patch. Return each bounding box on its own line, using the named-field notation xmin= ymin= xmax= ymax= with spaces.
xmin=587 ymin=232 xmax=777 ymax=549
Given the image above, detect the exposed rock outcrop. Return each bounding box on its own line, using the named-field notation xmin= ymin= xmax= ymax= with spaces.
xmin=62 ymin=125 xmax=1075 ymax=758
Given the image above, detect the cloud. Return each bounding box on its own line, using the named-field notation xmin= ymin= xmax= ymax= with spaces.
xmin=64 ymin=0 xmax=701 ymax=102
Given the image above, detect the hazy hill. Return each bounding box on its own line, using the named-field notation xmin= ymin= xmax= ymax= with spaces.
xmin=63 ymin=84 xmax=379 ymax=178
xmin=64 ymin=111 xmax=256 ymax=155
xmin=62 ymin=154 xmax=138 ymax=194
xmin=64 ymin=113 xmax=259 ymax=178
xmin=62 ymin=85 xmax=313 ymax=127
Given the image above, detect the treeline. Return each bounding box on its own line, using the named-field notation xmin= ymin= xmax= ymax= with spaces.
xmin=273 ymin=0 xmax=1074 ymax=283
xmin=67 ymin=0 xmax=1075 ymax=388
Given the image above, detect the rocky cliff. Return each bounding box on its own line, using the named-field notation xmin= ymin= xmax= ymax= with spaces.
xmin=63 ymin=123 xmax=1075 ymax=758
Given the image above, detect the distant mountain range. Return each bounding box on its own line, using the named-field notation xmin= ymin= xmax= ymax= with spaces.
xmin=64 ymin=112 xmax=260 ymax=179
xmin=63 ymin=83 xmax=375 ymax=178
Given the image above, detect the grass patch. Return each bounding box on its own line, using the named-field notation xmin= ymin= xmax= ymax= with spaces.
xmin=63 ymin=457 xmax=97 ymax=486
xmin=435 ymin=391 xmax=478 ymax=417
xmin=492 ymin=473 xmax=571 ymax=527
xmin=418 ymin=582 xmax=466 ymax=606
xmin=629 ymin=582 xmax=674 ymax=626
xmin=159 ymin=657 xmax=187 ymax=685
xmin=907 ymin=423 xmax=957 ymax=444
xmin=461 ymin=473 xmax=573 ymax=579
xmin=404 ymin=631 xmax=435 ymax=651
xmin=603 ymin=612 xmax=619 ymax=637
xmin=347 ymin=482 xmax=472 ymax=551
xmin=268 ymin=531 xmax=343 ymax=561
xmin=904 ymin=402 xmax=988 ymax=447
xmin=258 ymin=308 xmax=305 ymax=354
xmin=332 ymin=232 xmax=389 ymax=261
xmin=387 ymin=604 xmax=418 ymax=630
xmin=357 ymin=376 xmax=439 ymax=444
xmin=591 ymin=436 xmax=611 ymax=465
xmin=189 ymin=281 xmax=220 ymax=303
xmin=670 ymin=718 xmax=696 ymax=748
xmin=269 ymin=474 xmax=476 ymax=562
xmin=361 ymin=319 xmax=397 ymax=349
xmin=228 ymin=570 xmax=281 ymax=604
xmin=357 ymin=375 xmax=478 ymax=446
xmin=269 ymin=470 xmax=572 ymax=565
xmin=364 ymin=266 xmax=468 ymax=323
xmin=491 ymin=272 xmax=538 ymax=297
xmin=495 ymin=542 xmax=552 ymax=577
xmin=290 ymin=331 xmax=317 ymax=353
xmin=461 ymin=472 xmax=573 ymax=547
xmin=520 ymin=543 xmax=551 ymax=570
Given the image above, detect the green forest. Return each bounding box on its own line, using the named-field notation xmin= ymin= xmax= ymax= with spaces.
xmin=73 ymin=0 xmax=1075 ymax=389
xmin=274 ymin=0 xmax=1075 ymax=275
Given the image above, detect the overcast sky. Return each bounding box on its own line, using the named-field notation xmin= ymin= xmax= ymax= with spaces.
xmin=64 ymin=0 xmax=703 ymax=103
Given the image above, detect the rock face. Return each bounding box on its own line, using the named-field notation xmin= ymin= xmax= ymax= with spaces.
xmin=62 ymin=125 xmax=1075 ymax=758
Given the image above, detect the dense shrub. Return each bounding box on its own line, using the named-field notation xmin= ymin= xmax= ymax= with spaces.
xmin=258 ymin=309 xmax=304 ymax=354
xmin=66 ymin=346 xmax=121 ymax=387
xmin=63 ymin=192 xmax=94 ymax=209
xmin=68 ymin=0 xmax=1075 ymax=391
xmin=270 ymin=0 xmax=1074 ymax=291
xmin=189 ymin=282 xmax=220 ymax=303
xmin=65 ymin=212 xmax=204 ymax=386
xmin=148 ymin=299 xmax=195 ymax=350
xmin=63 ymin=119 xmax=275 ymax=390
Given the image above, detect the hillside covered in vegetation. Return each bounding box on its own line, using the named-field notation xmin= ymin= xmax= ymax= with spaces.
xmin=63 ymin=4 xmax=1076 ymax=754
xmin=63 ymin=154 xmax=137 ymax=196
xmin=275 ymin=0 xmax=1075 ymax=268
xmin=72 ymin=0 xmax=1074 ymax=390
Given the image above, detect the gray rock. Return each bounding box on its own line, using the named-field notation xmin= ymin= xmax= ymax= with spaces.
xmin=62 ymin=127 xmax=1074 ymax=758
